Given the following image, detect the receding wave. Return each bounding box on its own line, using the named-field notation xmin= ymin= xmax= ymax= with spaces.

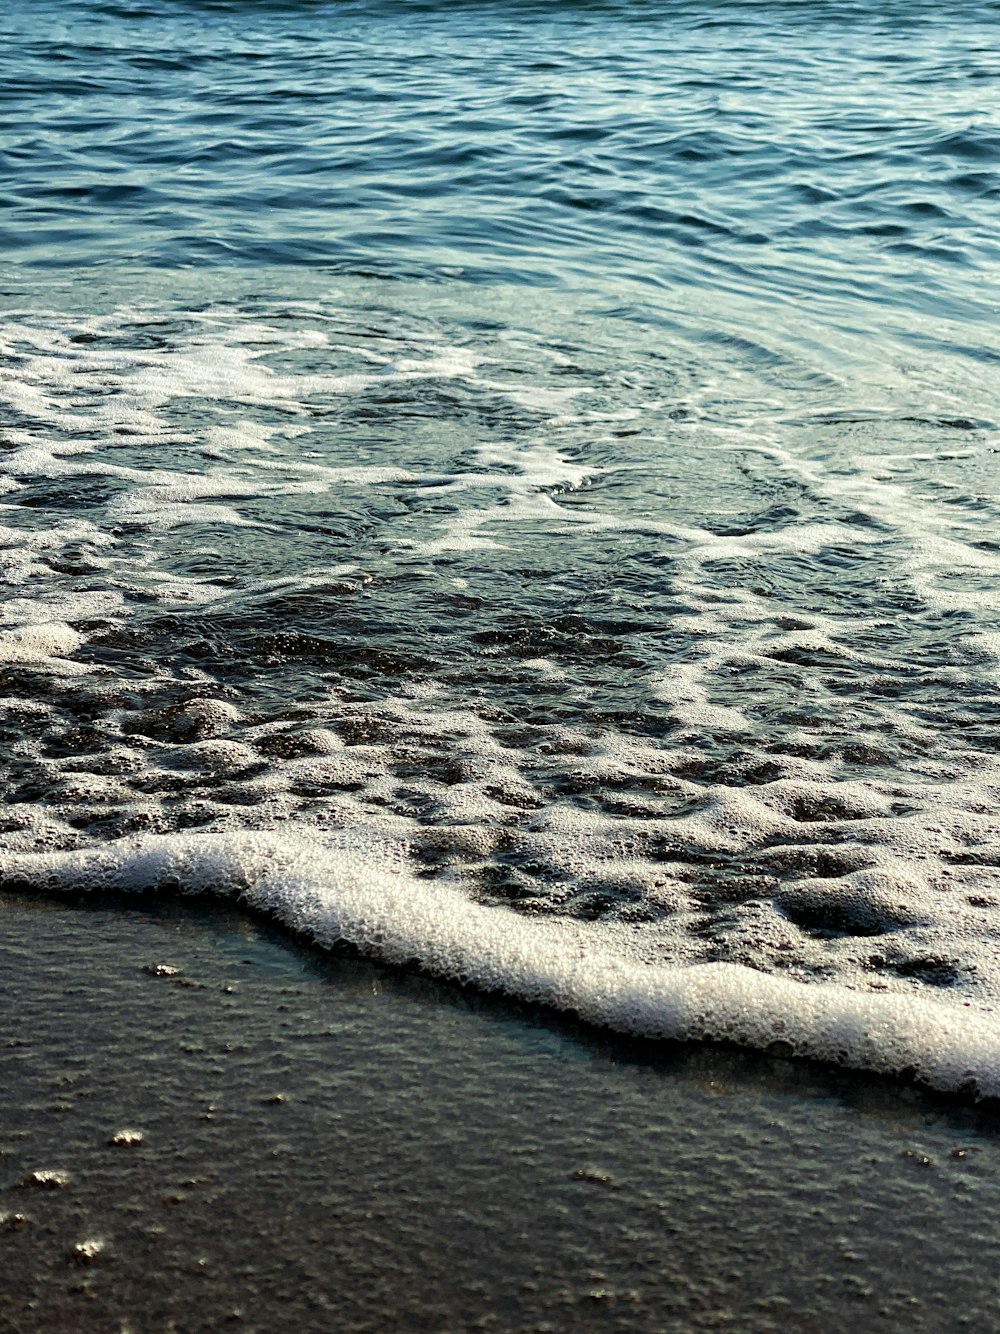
xmin=3 ymin=0 xmax=1000 ymax=1097
xmin=1 ymin=300 xmax=1000 ymax=1094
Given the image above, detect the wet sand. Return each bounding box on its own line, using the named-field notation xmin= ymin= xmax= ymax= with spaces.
xmin=2 ymin=889 xmax=1000 ymax=1333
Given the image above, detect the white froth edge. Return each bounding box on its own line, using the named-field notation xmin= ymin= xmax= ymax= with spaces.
xmin=2 ymin=830 xmax=996 ymax=1099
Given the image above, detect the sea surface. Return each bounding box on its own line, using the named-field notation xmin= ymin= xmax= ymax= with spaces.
xmin=2 ymin=0 xmax=1000 ymax=1093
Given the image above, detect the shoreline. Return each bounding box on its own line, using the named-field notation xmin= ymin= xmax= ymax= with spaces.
xmin=3 ymin=890 xmax=1000 ymax=1331
xmin=8 ymin=833 xmax=999 ymax=1102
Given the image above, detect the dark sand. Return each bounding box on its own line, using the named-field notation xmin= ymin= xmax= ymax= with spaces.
xmin=2 ymin=889 xmax=1000 ymax=1333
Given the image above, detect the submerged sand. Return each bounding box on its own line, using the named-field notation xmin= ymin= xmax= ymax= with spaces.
xmin=2 ymin=889 xmax=999 ymax=1333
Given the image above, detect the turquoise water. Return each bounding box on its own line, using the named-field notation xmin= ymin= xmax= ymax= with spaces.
xmin=2 ymin=0 xmax=1000 ymax=1090
xmin=5 ymin=0 xmax=1000 ymax=312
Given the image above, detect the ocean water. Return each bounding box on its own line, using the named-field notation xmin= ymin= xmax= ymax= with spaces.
xmin=2 ymin=0 xmax=1000 ymax=1094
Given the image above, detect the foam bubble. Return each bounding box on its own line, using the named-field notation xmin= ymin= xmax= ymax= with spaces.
xmin=0 ymin=622 xmax=84 ymax=665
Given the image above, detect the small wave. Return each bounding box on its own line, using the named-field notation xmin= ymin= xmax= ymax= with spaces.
xmin=3 ymin=828 xmax=1000 ymax=1099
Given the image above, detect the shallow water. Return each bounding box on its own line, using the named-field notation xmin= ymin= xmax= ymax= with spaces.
xmin=2 ymin=0 xmax=1000 ymax=1090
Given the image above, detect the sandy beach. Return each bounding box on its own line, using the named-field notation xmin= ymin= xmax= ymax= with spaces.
xmin=3 ymin=889 xmax=1000 ymax=1333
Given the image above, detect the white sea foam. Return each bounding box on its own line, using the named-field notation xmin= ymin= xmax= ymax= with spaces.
xmin=0 ymin=622 xmax=86 ymax=669
xmin=4 ymin=302 xmax=1000 ymax=1094
xmin=2 ymin=828 xmax=998 ymax=1098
